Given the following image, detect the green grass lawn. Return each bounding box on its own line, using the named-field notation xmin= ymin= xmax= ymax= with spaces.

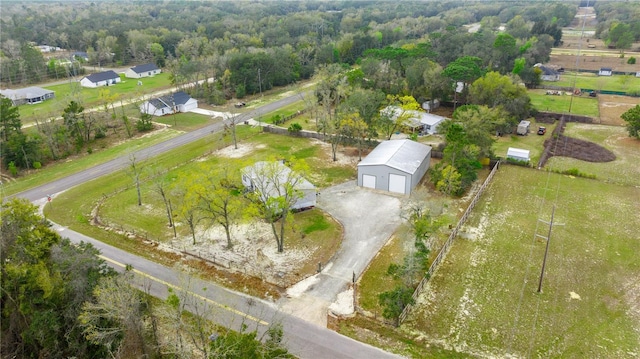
xmin=529 ymin=89 xmax=600 ymax=117
xmin=18 ymin=73 xmax=173 ymax=124
xmin=542 ymin=71 xmax=640 ymax=93
xmin=3 ymin=127 xmax=184 ymax=197
xmin=43 ymin=127 xmax=355 ymax=293
xmin=493 ymin=121 xmax=556 ymax=166
xmin=404 ymin=165 xmax=640 ymax=358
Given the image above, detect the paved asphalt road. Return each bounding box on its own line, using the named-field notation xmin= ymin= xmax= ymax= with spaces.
xmin=15 ymin=92 xmax=310 ymax=203
xmin=15 ymin=93 xmax=405 ymax=359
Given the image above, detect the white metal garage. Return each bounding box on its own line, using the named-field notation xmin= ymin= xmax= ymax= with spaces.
xmin=357 ymin=139 xmax=432 ymax=195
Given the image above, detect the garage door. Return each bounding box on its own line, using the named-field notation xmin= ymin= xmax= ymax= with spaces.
xmin=362 ymin=174 xmax=376 ymax=189
xmin=388 ymin=174 xmax=406 ymax=194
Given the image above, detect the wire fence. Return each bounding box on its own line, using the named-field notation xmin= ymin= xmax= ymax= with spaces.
xmin=398 ymin=160 xmax=501 ymax=324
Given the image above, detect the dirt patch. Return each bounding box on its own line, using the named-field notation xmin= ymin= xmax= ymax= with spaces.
xmin=598 ymin=95 xmax=640 ymax=126
xmin=544 ymin=134 xmax=616 ymax=162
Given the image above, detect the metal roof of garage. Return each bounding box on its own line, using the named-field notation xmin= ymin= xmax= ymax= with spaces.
xmin=357 ymin=139 xmax=431 ymax=175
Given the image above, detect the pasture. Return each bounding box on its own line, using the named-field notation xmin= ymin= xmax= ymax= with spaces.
xmin=403 ymin=164 xmax=640 ymax=358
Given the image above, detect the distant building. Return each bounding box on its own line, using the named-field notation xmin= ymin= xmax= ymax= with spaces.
xmin=80 ymin=70 xmax=121 ymax=88
xmin=598 ymin=67 xmax=613 ymax=76
xmin=534 ymin=64 xmax=561 ymax=81
xmin=382 ymin=106 xmax=446 ymax=135
xmin=0 ymin=87 xmax=55 ymax=105
xmin=140 ymin=91 xmax=198 ymax=116
xmin=71 ymin=51 xmax=89 ymax=62
xmin=125 ymin=63 xmax=161 ymax=79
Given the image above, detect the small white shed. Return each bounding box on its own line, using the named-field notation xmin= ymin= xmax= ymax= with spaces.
xmin=357 ymin=139 xmax=431 ymax=195
xmin=507 ymin=147 xmax=530 ymax=162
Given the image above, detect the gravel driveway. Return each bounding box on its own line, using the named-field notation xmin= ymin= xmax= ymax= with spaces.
xmin=279 ymin=180 xmax=404 ymax=325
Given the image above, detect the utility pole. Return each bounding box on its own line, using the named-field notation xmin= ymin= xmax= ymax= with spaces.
xmin=258 ymin=68 xmax=262 ymax=96
xmin=536 ymin=205 xmax=562 ymax=293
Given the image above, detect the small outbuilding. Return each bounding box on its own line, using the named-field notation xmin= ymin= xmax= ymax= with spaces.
xmin=80 ymin=70 xmax=121 ymax=88
xmin=125 ymin=63 xmax=161 ymax=79
xmin=507 ymin=147 xmax=530 ymax=162
xmin=0 ymin=87 xmax=55 ymax=105
xmin=140 ymin=91 xmax=198 ymax=116
xmin=357 ymin=139 xmax=432 ymax=195
xmin=598 ymin=67 xmax=613 ymax=76
xmin=242 ymin=161 xmax=317 ymax=211
xmin=517 ymin=120 xmax=531 ymax=135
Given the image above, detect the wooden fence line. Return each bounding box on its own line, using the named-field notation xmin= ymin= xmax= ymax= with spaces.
xmin=398 ymin=161 xmax=501 ymax=324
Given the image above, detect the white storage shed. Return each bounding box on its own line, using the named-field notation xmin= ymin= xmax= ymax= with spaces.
xmin=507 ymin=147 xmax=530 ymax=162
xmin=357 ymin=139 xmax=432 ymax=195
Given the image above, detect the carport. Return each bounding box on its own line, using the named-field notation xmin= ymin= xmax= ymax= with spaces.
xmin=357 ymin=139 xmax=431 ymax=195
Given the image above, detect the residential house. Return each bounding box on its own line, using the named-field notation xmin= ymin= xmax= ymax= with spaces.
xmin=0 ymin=87 xmax=55 ymax=105
xmin=598 ymin=67 xmax=613 ymax=76
xmin=125 ymin=63 xmax=161 ymax=79
xmin=71 ymin=51 xmax=89 ymax=62
xmin=242 ymin=161 xmax=317 ymax=211
xmin=357 ymin=139 xmax=432 ymax=195
xmin=382 ymin=106 xmax=446 ymax=135
xmin=139 ymin=91 xmax=198 ymax=116
xmin=80 ymin=70 xmax=121 ymax=88
xmin=534 ymin=64 xmax=561 ymax=81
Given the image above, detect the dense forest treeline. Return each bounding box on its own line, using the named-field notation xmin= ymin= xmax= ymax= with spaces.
xmin=1 ymin=1 xmax=577 ymax=86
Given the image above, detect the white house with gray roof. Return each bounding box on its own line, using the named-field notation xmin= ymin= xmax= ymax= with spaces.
xmin=125 ymin=63 xmax=161 ymax=78
xmin=80 ymin=70 xmax=121 ymax=88
xmin=140 ymin=91 xmax=198 ymax=116
xmin=0 ymin=87 xmax=55 ymax=105
xmin=382 ymin=106 xmax=446 ymax=135
xmin=242 ymin=161 xmax=317 ymax=211
xmin=357 ymin=139 xmax=432 ymax=195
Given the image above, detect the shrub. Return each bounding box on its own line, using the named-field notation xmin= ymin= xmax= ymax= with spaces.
xmin=8 ymin=161 xmax=18 ymax=176
xmin=33 ymin=161 xmax=41 ymax=169
xmin=628 ymin=57 xmax=636 ymax=65
xmin=287 ymin=122 xmax=302 ymax=133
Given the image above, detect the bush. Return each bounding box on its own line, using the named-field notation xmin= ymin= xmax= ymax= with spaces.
xmin=555 ymin=167 xmax=596 ymax=179
xmin=33 ymin=161 xmax=41 ymax=169
xmin=628 ymin=57 xmax=636 ymax=65
xmin=287 ymin=122 xmax=302 ymax=133
xmin=8 ymin=161 xmax=18 ymax=176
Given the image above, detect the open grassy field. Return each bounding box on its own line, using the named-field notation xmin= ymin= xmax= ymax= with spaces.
xmin=403 ymin=165 xmax=640 ymax=358
xmin=17 ymin=72 xmax=173 ymax=123
xmin=541 ymin=71 xmax=640 ymax=93
xmin=529 ymin=89 xmax=600 ymax=117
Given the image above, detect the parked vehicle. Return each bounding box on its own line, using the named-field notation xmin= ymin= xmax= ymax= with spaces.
xmin=537 ymin=126 xmax=547 ymax=135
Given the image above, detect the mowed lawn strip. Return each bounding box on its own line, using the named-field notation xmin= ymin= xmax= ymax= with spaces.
xmin=404 ymin=165 xmax=640 ymax=358
xmin=542 ymin=71 xmax=640 ymax=93
xmin=5 ymin=127 xmax=184 ymax=197
xmin=529 ymin=89 xmax=600 ymax=117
